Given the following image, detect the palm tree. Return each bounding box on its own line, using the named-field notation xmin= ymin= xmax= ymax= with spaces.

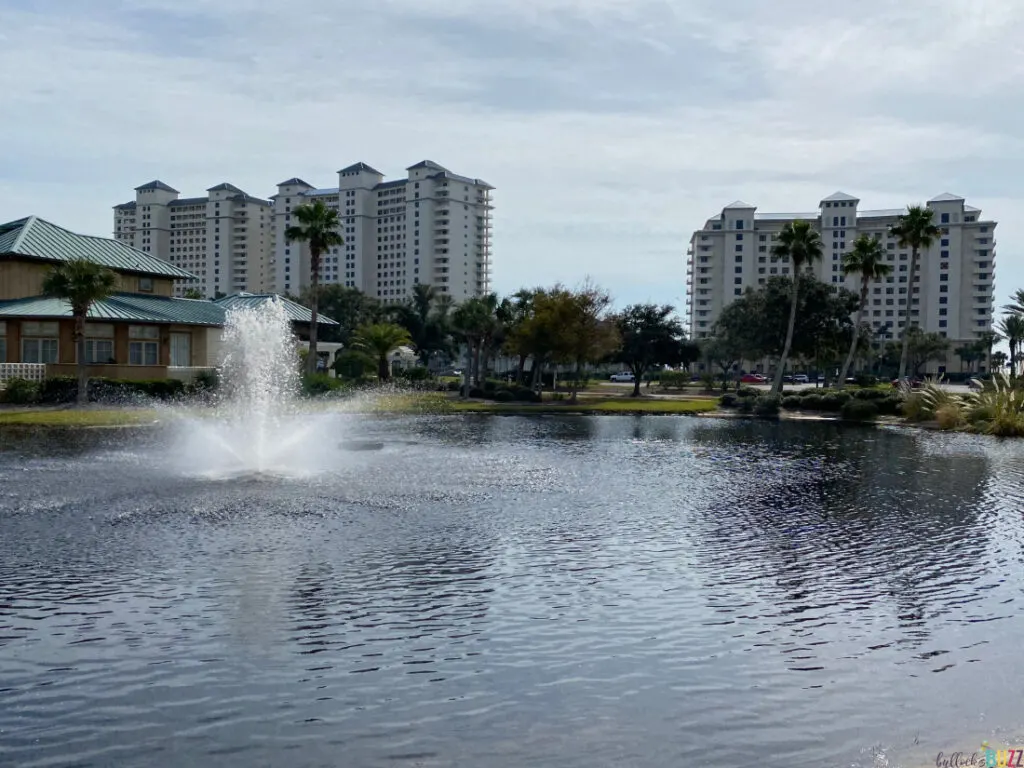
xmin=976 ymin=330 xmax=1000 ymax=374
xmin=350 ymin=322 xmax=412 ymax=382
xmin=1003 ymin=289 xmax=1024 ymax=315
xmin=451 ymin=296 xmax=496 ymax=397
xmin=998 ymin=315 xmax=1024 ymax=380
xmin=889 ymin=205 xmax=940 ymax=382
xmin=390 ymin=284 xmax=454 ymax=366
xmin=41 ymin=257 xmax=117 ymax=406
xmin=285 ymin=201 xmax=344 ymax=375
xmin=769 ymin=220 xmax=824 ymax=394
xmin=837 ymin=235 xmax=892 ymax=388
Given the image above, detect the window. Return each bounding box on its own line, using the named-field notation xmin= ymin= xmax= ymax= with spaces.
xmin=129 ymin=325 xmax=159 ymax=366
xmin=941 ymin=238 xmax=949 ymax=246
xmin=83 ymin=323 xmax=115 ymax=364
xmin=758 ymin=246 xmax=767 ymax=253
xmin=735 ymin=245 xmax=742 ymax=253
xmin=940 ymin=250 xmax=949 ymax=258
xmin=735 ymin=220 xmax=744 ymax=230
xmin=939 ymin=319 xmax=947 ymax=328
xmin=941 ymin=213 xmax=949 ymax=223
xmin=170 ymin=333 xmax=191 ymax=367
xmin=21 ymin=321 xmax=58 ymax=364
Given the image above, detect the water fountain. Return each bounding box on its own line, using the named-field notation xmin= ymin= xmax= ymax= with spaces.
xmin=168 ymin=298 xmax=350 ymax=478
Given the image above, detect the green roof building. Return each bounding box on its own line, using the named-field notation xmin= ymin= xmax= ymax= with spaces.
xmin=0 ymin=217 xmax=335 ymax=380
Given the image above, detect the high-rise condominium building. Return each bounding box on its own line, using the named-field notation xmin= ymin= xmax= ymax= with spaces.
xmin=114 ymin=182 xmax=272 ymax=298
xmin=271 ymin=160 xmax=493 ymax=301
xmin=686 ymin=192 xmax=996 ymax=372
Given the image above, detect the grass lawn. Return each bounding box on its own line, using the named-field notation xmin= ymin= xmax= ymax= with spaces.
xmin=0 ymin=408 xmax=160 ymax=427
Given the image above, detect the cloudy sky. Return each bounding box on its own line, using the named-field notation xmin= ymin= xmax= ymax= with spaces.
xmin=1 ymin=0 xmax=1022 ymax=311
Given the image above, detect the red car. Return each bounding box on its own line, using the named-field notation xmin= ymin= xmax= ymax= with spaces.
xmin=740 ymin=373 xmax=766 ymax=383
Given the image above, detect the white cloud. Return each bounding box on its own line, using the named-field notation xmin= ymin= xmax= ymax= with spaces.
xmin=1 ymin=0 xmax=1023 ymax=309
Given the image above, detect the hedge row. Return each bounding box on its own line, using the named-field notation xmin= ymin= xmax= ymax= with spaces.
xmin=720 ymin=386 xmax=901 ymax=419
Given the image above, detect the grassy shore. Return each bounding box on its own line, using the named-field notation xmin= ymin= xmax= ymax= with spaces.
xmin=0 ymin=394 xmax=718 ymax=427
xmin=0 ymin=408 xmax=160 ymax=427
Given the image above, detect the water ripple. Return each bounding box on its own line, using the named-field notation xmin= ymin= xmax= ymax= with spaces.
xmin=1 ymin=417 xmax=1023 ymax=767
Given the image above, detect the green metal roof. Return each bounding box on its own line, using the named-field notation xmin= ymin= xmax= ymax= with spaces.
xmin=0 ymin=293 xmax=226 ymax=325
xmin=0 ymin=216 xmax=195 ymax=279
xmin=214 ymin=293 xmax=338 ymax=325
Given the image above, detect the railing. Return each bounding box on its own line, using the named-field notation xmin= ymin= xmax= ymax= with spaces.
xmin=0 ymin=363 xmax=47 ymax=385
xmin=167 ymin=367 xmax=216 ymax=383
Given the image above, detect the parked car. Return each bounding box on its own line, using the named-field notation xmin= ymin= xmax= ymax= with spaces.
xmin=782 ymin=374 xmax=793 ymax=383
xmin=609 ymin=372 xmax=635 ymax=382
xmin=792 ymin=374 xmax=810 ymax=384
xmin=739 ymin=373 xmax=766 ymax=383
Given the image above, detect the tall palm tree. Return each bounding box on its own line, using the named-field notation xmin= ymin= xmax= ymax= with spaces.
xmin=976 ymin=330 xmax=1000 ymax=374
xmin=770 ymin=220 xmax=823 ymax=394
xmin=998 ymin=315 xmax=1024 ymax=380
xmin=41 ymin=258 xmax=117 ymax=406
xmin=285 ymin=201 xmax=344 ymax=375
xmin=451 ymin=296 xmax=495 ymax=396
xmin=837 ymin=235 xmax=892 ymax=388
xmin=889 ymin=205 xmax=940 ymax=382
xmin=350 ymin=322 xmax=412 ymax=382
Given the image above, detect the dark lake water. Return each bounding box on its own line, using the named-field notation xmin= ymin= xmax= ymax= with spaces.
xmin=2 ymin=415 xmax=1024 ymax=767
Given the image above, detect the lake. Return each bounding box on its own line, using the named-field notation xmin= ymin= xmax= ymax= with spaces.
xmin=1 ymin=415 xmax=1022 ymax=767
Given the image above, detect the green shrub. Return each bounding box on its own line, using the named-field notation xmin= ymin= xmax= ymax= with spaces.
xmin=334 ymin=350 xmax=374 ymax=380
xmin=800 ymin=393 xmax=824 ymax=410
xmin=719 ymin=393 xmax=738 ymax=408
xmin=841 ymin=399 xmax=878 ymax=422
xmin=737 ymin=396 xmax=756 ymax=414
xmin=875 ymin=395 xmax=903 ymax=416
xmin=302 ymin=373 xmax=344 ymax=396
xmin=854 ymin=374 xmax=879 ymax=387
xmin=852 ymin=388 xmax=889 ymax=401
xmin=736 ymin=386 xmax=760 ymax=398
xmin=37 ymin=376 xmax=191 ymax=403
xmin=782 ymin=395 xmax=801 ymax=409
xmin=514 ymin=387 xmax=541 ymax=403
xmin=491 ymin=389 xmax=515 ymax=402
xmin=659 ymin=371 xmax=690 ymax=389
xmin=39 ymin=376 xmax=77 ymax=404
xmin=1 ymin=377 xmax=40 ymax=404
xmin=193 ymin=369 xmax=220 ymax=391
xmin=819 ymin=392 xmax=850 ymax=411
xmin=753 ymin=395 xmax=781 ymax=417
xmin=468 ymin=387 xmax=485 ymax=398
